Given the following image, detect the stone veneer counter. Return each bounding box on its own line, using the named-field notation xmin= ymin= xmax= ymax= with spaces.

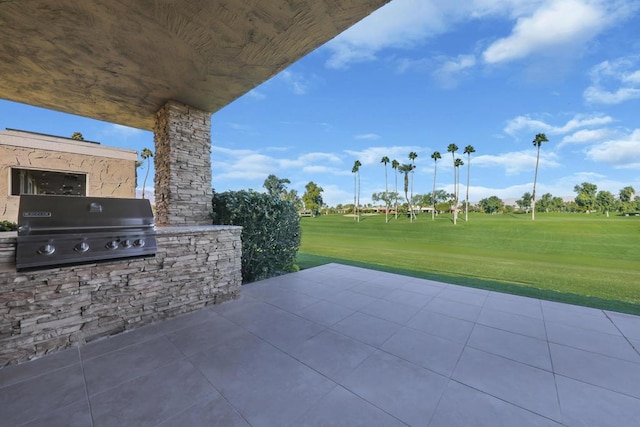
xmin=0 ymin=226 xmax=242 ymax=366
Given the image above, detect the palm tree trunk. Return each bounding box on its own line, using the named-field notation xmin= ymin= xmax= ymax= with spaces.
xmin=452 ymin=166 xmax=456 ymax=225
xmin=384 ymin=167 xmax=389 ymax=223
xmin=353 ymin=174 xmax=357 ymax=222
xmin=432 ymin=162 xmax=437 ymax=221
xmin=465 ymin=158 xmax=470 ymax=222
xmin=410 ymin=170 xmax=415 ymax=221
xmin=394 ymin=171 xmax=398 ymax=220
xmin=142 ymin=160 xmax=150 ymax=199
xmin=532 ymin=145 xmax=540 ymax=221
xmin=404 ymin=174 xmax=412 ymax=223
xmin=451 ymin=153 xmax=457 ymax=225
xmin=357 ymin=171 xmax=360 ymax=223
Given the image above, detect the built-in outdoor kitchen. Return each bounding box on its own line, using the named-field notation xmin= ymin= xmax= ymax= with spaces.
xmin=0 ymin=212 xmax=241 ymax=367
xmin=0 ymin=102 xmax=243 ymax=367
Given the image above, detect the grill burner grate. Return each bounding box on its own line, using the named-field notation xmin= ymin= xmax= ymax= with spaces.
xmin=16 ymin=195 xmax=156 ymax=271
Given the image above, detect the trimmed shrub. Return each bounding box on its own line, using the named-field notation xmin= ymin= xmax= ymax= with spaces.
xmin=212 ymin=189 xmax=301 ymax=283
xmin=0 ymin=221 xmax=17 ymax=231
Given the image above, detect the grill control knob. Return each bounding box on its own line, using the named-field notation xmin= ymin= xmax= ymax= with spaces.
xmin=121 ymin=239 xmax=133 ymax=248
xmin=37 ymin=244 xmax=56 ymax=256
xmin=74 ymin=242 xmax=90 ymax=253
xmin=105 ymin=240 xmax=119 ymax=250
xmin=133 ymin=238 xmax=145 ymax=248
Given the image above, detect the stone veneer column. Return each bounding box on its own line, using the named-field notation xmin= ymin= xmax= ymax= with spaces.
xmin=154 ymin=100 xmax=212 ymax=226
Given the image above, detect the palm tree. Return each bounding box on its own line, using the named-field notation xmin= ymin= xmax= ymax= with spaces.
xmin=380 ymin=156 xmax=390 ymax=223
xmin=70 ymin=132 xmax=84 ymax=141
xmin=140 ymin=147 xmax=153 ymax=199
xmin=463 ymin=145 xmax=476 ymax=222
xmin=531 ymin=133 xmax=549 ymax=221
xmin=430 ymin=151 xmax=441 ymax=220
xmin=398 ymin=164 xmax=414 ymax=221
xmin=447 ymin=144 xmax=459 ymax=224
xmin=453 ymin=158 xmax=464 ymax=224
xmin=408 ymin=151 xmax=418 ymax=221
xmin=352 ymin=160 xmax=361 ymax=222
xmin=391 ymin=159 xmax=399 ymax=220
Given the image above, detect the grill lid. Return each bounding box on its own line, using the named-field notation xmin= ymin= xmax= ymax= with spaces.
xmin=18 ymin=194 xmax=155 ymax=234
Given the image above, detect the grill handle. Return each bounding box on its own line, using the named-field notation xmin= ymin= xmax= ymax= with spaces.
xmin=18 ymin=223 xmax=155 ymax=234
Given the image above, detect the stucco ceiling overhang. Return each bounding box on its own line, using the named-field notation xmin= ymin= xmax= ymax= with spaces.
xmin=0 ymin=0 xmax=388 ymax=130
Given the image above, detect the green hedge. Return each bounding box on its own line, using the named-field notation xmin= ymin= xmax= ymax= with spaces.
xmin=0 ymin=221 xmax=17 ymax=231
xmin=212 ymin=190 xmax=301 ymax=283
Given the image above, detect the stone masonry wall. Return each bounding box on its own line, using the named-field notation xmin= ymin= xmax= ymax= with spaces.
xmin=154 ymin=100 xmax=213 ymax=226
xmin=0 ymin=226 xmax=241 ymax=367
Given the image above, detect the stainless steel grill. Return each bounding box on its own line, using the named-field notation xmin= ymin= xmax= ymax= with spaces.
xmin=16 ymin=195 xmax=156 ymax=271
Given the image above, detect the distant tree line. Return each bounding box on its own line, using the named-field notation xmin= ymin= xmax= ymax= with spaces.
xmin=257 ymin=132 xmax=638 ymax=220
xmin=262 ymin=174 xmax=324 ymax=217
xmin=481 ymin=184 xmax=639 ymax=216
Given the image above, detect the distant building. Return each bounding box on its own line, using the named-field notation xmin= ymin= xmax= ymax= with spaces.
xmin=0 ymin=129 xmax=137 ymax=222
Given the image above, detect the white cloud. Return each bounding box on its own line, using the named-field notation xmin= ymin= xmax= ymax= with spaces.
xmin=504 ymin=116 xmax=554 ymax=135
xmin=298 ymin=152 xmax=343 ymax=164
xmin=323 ymin=0 xmax=635 ymax=70
xmin=325 ymin=0 xmax=443 ymax=69
xmin=279 ymin=70 xmax=310 ymax=95
xmin=585 ymin=129 xmax=640 ymax=168
xmin=432 ymin=54 xmax=476 ymax=88
xmin=559 ymin=128 xmax=614 ymax=147
xmin=396 ymin=57 xmax=431 ymax=73
xmin=214 ymin=152 xmax=275 ymax=180
xmin=106 ymin=124 xmax=146 ymax=137
xmin=354 ymin=133 xmax=381 ymax=140
xmin=323 ymin=0 xmax=550 ymax=69
xmin=560 ymin=115 xmax=615 ymax=132
xmin=584 ymin=86 xmax=640 ymax=104
xmin=460 ymin=183 xmax=535 ymax=202
xmin=473 ymin=150 xmax=561 ymax=175
xmin=319 ymin=184 xmax=354 ymax=207
xmin=483 ymin=0 xmax=606 ymax=64
xmin=246 ymin=89 xmax=266 ymax=100
xmin=583 ymin=56 xmax=640 ymax=104
xmin=211 ymin=146 xmax=347 ymax=183
xmin=344 ymin=145 xmax=421 ymax=166
xmin=504 ymin=113 xmax=614 ymax=137
xmin=211 ymin=146 xmax=255 ymax=157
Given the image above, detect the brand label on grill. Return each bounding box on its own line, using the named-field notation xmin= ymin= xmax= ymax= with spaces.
xmin=23 ymin=211 xmax=52 ymax=217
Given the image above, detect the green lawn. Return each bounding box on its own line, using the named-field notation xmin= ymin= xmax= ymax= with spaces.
xmin=298 ymin=213 xmax=640 ymax=314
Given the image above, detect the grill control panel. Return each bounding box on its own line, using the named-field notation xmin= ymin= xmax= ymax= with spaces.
xmin=17 ymin=233 xmax=156 ymax=270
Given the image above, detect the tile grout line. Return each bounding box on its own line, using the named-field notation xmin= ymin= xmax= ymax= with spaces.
xmin=427 ymin=290 xmax=490 ymax=426
xmin=78 ymin=346 xmax=97 ymax=427
xmin=183 ymin=360 xmax=253 ymax=427
xmin=553 ymin=371 xmax=640 ymax=402
xmin=603 ymin=310 xmax=640 ymax=358
xmin=541 ymin=298 xmax=566 ymax=425
xmin=82 ymin=336 xmax=187 ymax=402
xmin=443 ymin=378 xmax=569 ymax=426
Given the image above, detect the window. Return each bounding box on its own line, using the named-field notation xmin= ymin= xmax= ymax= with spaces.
xmin=11 ymin=168 xmax=86 ymax=196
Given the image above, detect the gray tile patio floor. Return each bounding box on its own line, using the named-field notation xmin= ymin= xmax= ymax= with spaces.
xmin=2 ymin=263 xmax=640 ymax=426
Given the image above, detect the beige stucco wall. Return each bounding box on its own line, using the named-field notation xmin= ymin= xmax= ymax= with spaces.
xmin=0 ymin=130 xmax=137 ymax=222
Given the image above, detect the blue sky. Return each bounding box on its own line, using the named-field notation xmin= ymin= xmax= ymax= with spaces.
xmin=2 ymin=0 xmax=640 ymax=206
